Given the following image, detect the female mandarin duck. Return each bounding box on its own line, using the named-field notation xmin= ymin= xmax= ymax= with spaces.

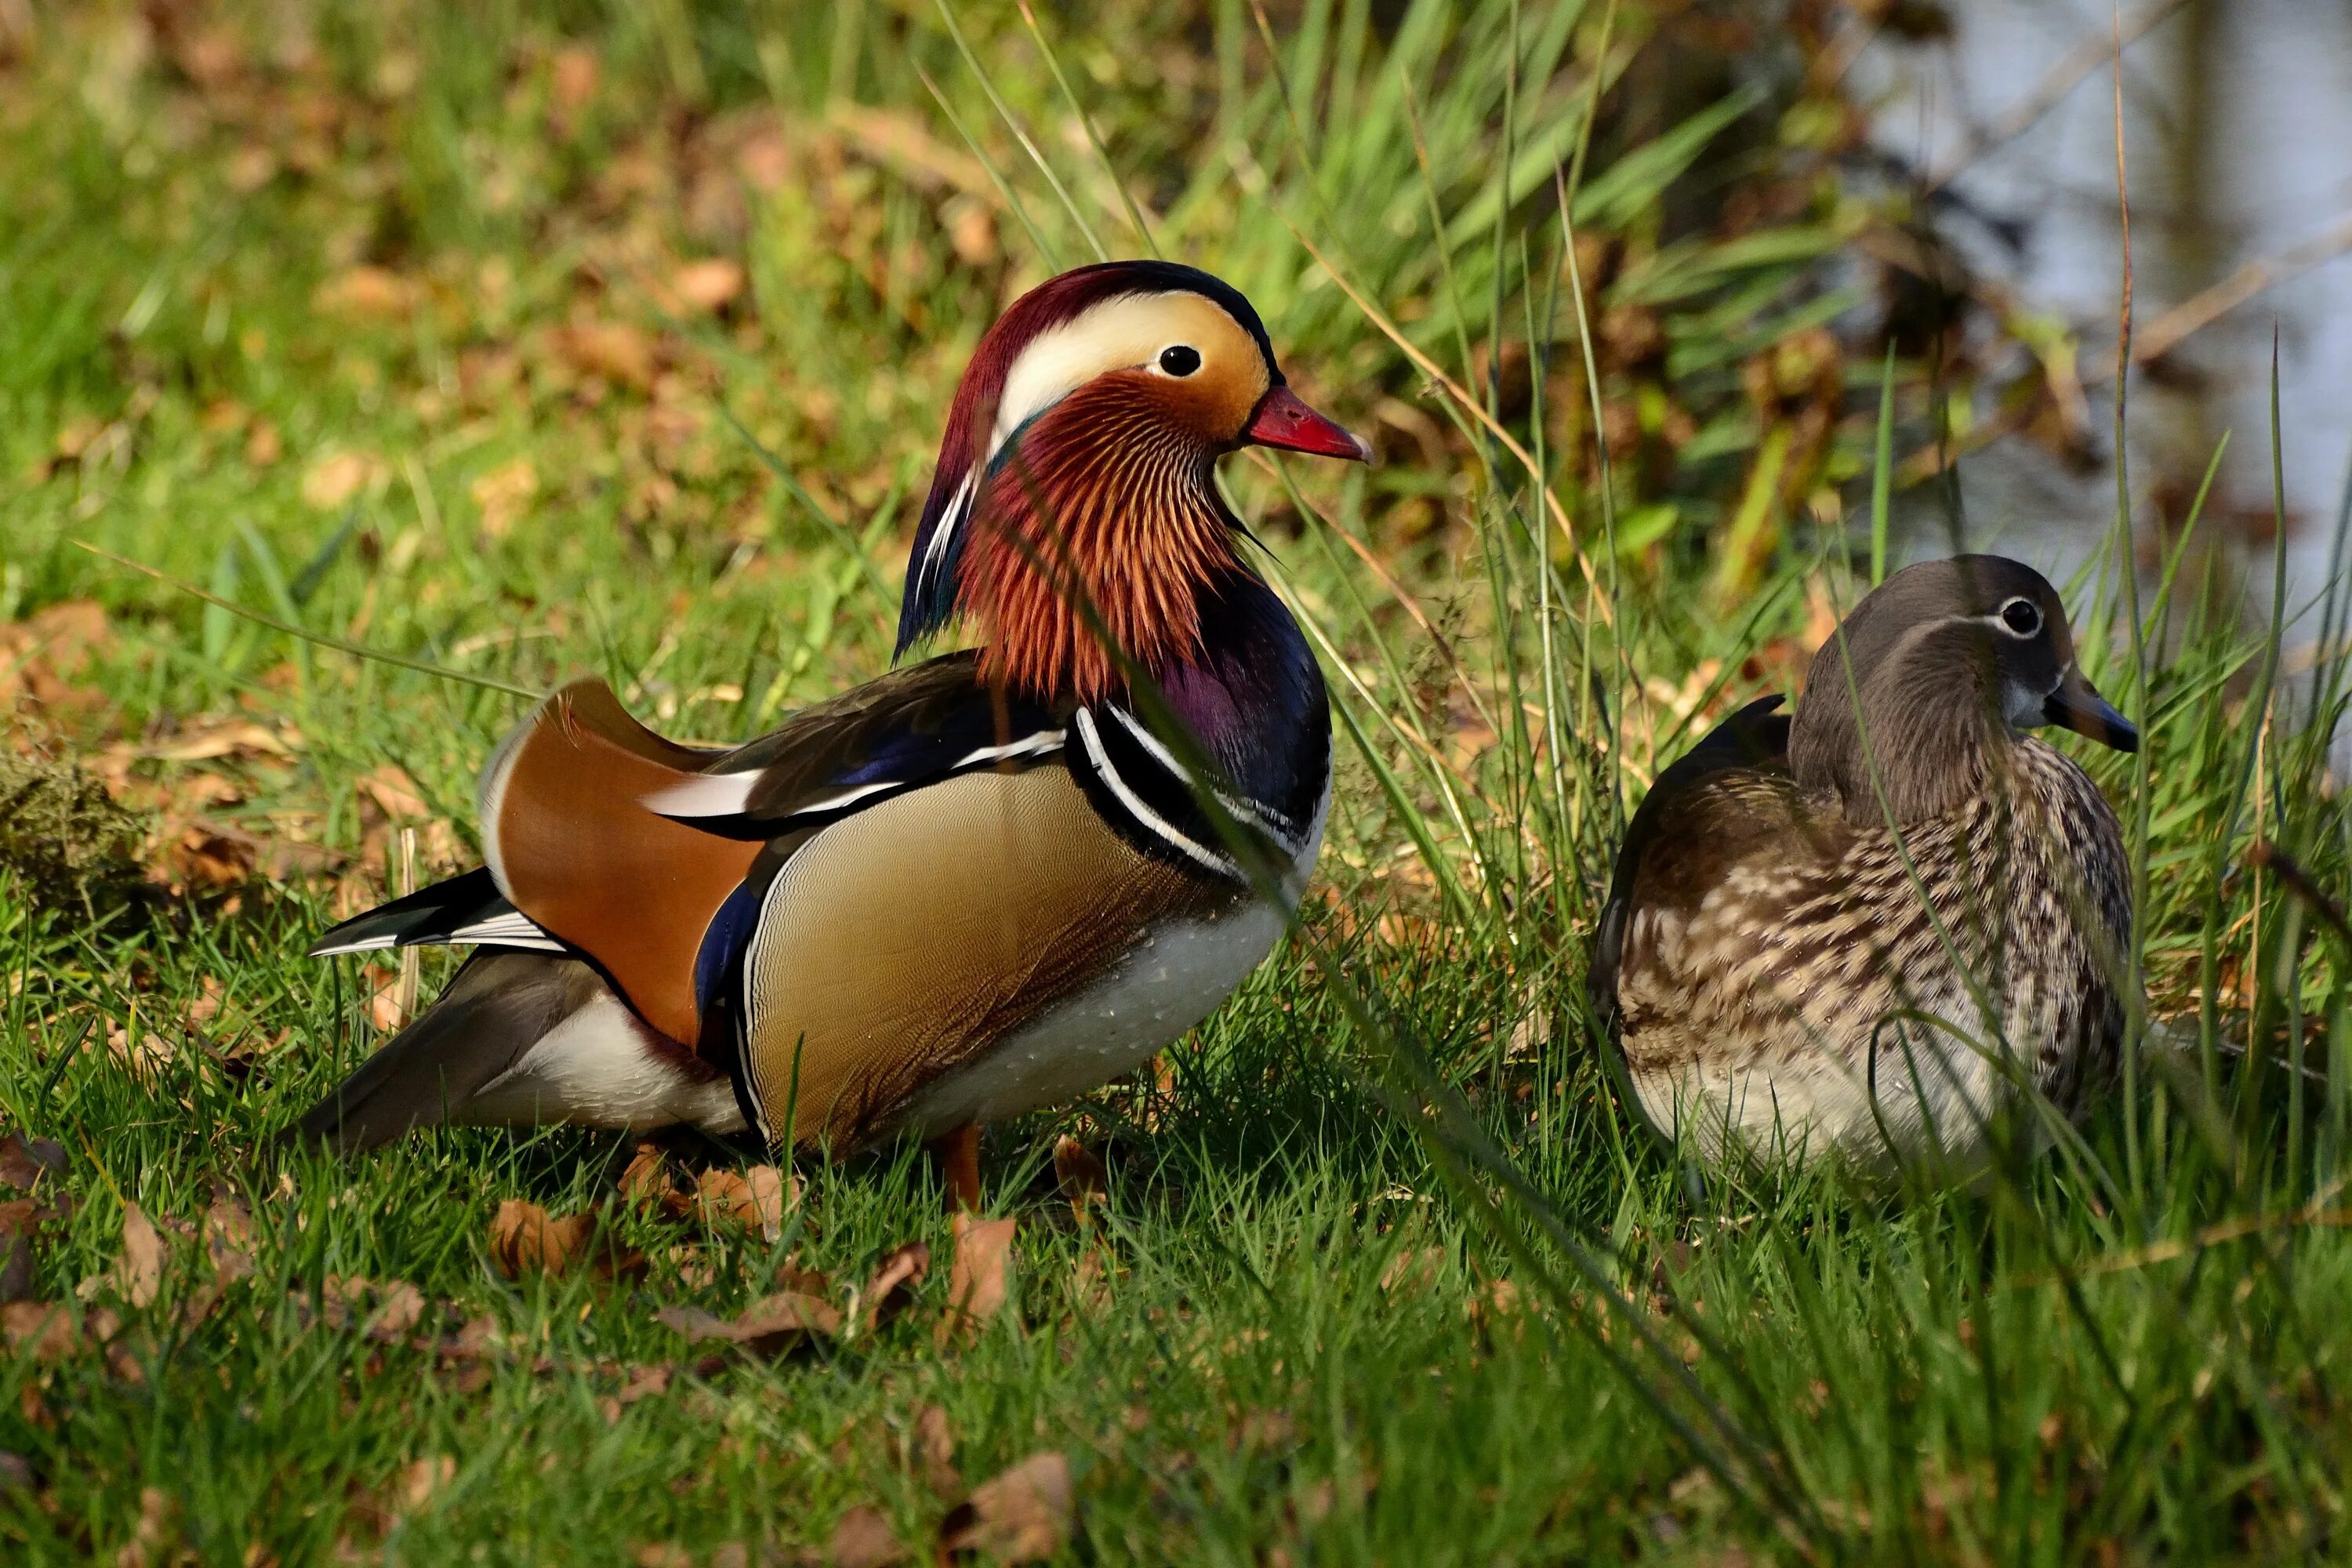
xmin=1592 ymin=556 xmax=2140 ymax=1171
xmin=297 ymin=261 xmax=1369 ymax=1202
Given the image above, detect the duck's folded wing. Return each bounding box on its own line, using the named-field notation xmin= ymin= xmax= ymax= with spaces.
xmin=1591 ymin=695 xmax=1793 ymax=1036
xmin=641 ymin=652 xmax=1067 ymax=836
xmin=474 ymin=657 xmax=1070 ymax=1050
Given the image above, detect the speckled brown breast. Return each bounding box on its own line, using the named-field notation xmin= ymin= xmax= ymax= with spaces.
xmin=1614 ymin=739 xmax=2130 ymax=1162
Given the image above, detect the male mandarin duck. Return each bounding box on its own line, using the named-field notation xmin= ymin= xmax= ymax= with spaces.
xmin=297 ymin=261 xmax=1370 ymax=1202
xmin=1592 ymin=556 xmax=2140 ymax=1171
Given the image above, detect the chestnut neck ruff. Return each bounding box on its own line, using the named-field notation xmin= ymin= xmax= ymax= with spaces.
xmin=957 ymin=374 xmax=1244 ymax=706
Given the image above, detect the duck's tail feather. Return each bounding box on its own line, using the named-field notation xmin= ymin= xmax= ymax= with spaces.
xmin=293 ymin=951 xmax=595 ymax=1152
xmin=308 ymin=866 xmax=564 ymax=957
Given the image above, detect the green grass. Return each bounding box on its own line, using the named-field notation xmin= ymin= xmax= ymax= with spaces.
xmin=5 ymin=2 xmax=2352 ymax=1562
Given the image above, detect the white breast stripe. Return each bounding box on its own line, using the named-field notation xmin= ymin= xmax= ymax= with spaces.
xmin=1075 ymin=710 xmax=1236 ymax=877
xmin=1103 ymin=706 xmax=1299 ymax=846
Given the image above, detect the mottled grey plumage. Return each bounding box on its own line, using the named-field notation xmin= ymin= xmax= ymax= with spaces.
xmin=1595 ymin=556 xmax=2138 ymax=1171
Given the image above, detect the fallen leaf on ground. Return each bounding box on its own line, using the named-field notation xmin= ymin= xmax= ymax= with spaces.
xmin=938 ymin=1452 xmax=1072 ymax=1563
xmin=0 ymin=1201 xmax=40 ymax=1303
xmin=910 ymin=1403 xmax=960 ymax=1497
xmin=656 ymin=1289 xmax=840 ymax=1356
xmin=858 ymin=1243 xmax=928 ymax=1332
xmin=619 ymin=1144 xmax=693 ymax=1218
xmin=142 ymin=718 xmax=296 ymax=762
xmin=696 ymin=1166 xmax=794 ymax=1238
xmin=2 ymin=1301 xmax=118 ymax=1363
xmin=2 ymin=1301 xmax=81 ymax=1361
xmin=115 ymin=1203 xmax=165 ymax=1308
xmin=936 ymin=1214 xmax=1014 ymax=1350
xmin=117 ymin=1485 xmax=178 ymax=1568
xmin=1379 ymin=1247 xmax=1445 ymax=1297
xmin=302 ymin=450 xmax=379 ymax=510
xmin=552 ymin=321 xmax=658 ymax=390
xmin=314 ymin=267 xmax=416 ymax=320
xmin=0 ymin=1132 xmax=67 ymax=1192
xmin=397 ymin=1455 xmax=456 ymax=1511
xmin=488 ymin=1200 xmax=600 ymax=1278
xmin=827 ymin=1503 xmax=906 ymax=1568
xmin=355 ymin=764 xmax=429 ymax=820
xmin=615 ymin=1363 xmax=672 ymax=1404
xmin=1051 ymin=1137 xmax=1108 ymax=1218
xmin=633 ymin=1546 xmax=691 ymax=1568
xmin=365 ymin=1281 xmax=428 ymax=1342
xmin=202 ymin=1192 xmax=256 ymax=1282
xmin=470 ymin=456 xmax=539 ymax=538
xmin=670 ymin=258 xmax=746 ymax=313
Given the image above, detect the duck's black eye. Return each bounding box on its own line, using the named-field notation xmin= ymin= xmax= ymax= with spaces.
xmin=1999 ymin=597 xmax=2042 ymax=637
xmin=1158 ymin=345 xmax=1201 ymax=377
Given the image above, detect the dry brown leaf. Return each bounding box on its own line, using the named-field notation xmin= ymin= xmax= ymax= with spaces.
xmin=355 ymin=764 xmax=429 ymax=821
xmin=633 ymin=1547 xmax=691 ymax=1568
xmin=742 ymin=1165 xmax=791 ymax=1240
xmin=2 ymin=1301 xmax=81 ymax=1361
xmin=695 ymin=1166 xmax=794 ymax=1237
xmin=615 ymin=1363 xmax=672 ymax=1405
xmin=116 ymin=1484 xmax=178 ymax=1568
xmin=656 ymin=1290 xmax=840 ymax=1357
xmin=827 ymin=1504 xmax=906 ymax=1568
xmin=116 ymin=1203 xmax=165 ymax=1308
xmin=0 ymin=1132 xmax=66 ymax=1192
xmin=470 ymin=457 xmax=539 ymax=538
xmin=936 ymin=1214 xmax=1014 ymax=1350
xmin=397 ymin=1454 xmax=456 ymax=1512
xmin=670 ymin=258 xmax=746 ymax=314
xmin=1379 ymin=1247 xmax=1446 ymax=1298
xmin=314 ymin=267 xmax=416 ymax=320
xmin=553 ymin=321 xmax=658 ymax=390
xmin=488 ymin=1200 xmax=597 ymax=1277
xmin=619 ymin=1143 xmax=689 ymax=1215
xmin=302 ymin=451 xmax=379 ymax=511
xmin=911 ymin=1403 xmax=960 ymax=1497
xmin=939 ymin=1452 xmax=1072 ymax=1563
xmin=202 ymin=1193 xmax=256 ymax=1277
xmin=550 ymin=45 xmax=600 ymax=113
xmin=1051 ymin=1138 xmax=1108 ymax=1218
xmin=365 ymin=1281 xmax=427 ymax=1342
xmin=0 ymin=1200 xmax=41 ymax=1304
xmin=144 ymin=718 xmax=297 ymax=763
xmin=860 ymin=1242 xmax=928 ymax=1331
xmin=166 ymin=822 xmax=261 ymax=890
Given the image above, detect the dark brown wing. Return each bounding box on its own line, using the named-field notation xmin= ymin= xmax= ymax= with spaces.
xmin=1591 ymin=695 xmax=1795 ymax=1040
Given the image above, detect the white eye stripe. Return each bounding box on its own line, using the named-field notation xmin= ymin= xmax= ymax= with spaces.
xmin=987 ymin=291 xmax=1258 ymax=465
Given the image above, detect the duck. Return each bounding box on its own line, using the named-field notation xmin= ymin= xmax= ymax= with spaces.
xmin=1591 ymin=555 xmax=2140 ymax=1171
xmin=296 ymin=260 xmax=1370 ymax=1206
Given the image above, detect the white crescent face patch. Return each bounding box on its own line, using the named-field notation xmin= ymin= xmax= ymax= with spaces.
xmin=986 ymin=291 xmax=1267 ymax=463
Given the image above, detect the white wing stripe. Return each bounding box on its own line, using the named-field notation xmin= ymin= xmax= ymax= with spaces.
xmin=644 ymin=771 xmax=763 ymax=818
xmin=950 ymin=730 xmax=1065 ymax=769
xmin=648 ymin=729 xmax=1065 ymax=820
